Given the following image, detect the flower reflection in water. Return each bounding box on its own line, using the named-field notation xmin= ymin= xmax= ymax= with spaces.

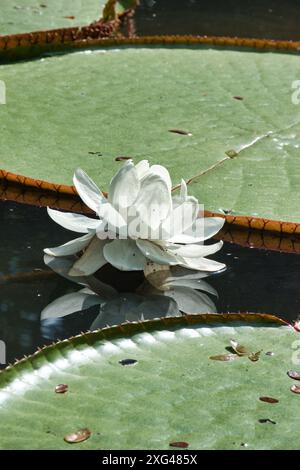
xmin=41 ymin=254 xmax=221 ymax=332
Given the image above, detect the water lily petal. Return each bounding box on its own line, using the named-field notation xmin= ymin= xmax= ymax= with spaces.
xmin=108 ymin=160 xmax=140 ymax=210
xmin=103 ymin=239 xmax=146 ymax=271
xmin=161 ymin=197 xmax=199 ymax=240
xmin=73 ymin=168 xmax=106 ymax=213
xmin=168 ymin=216 xmax=225 ymax=243
xmin=137 ymin=239 xmax=179 ymax=265
xmin=69 ymin=237 xmax=107 ymax=276
xmin=165 ymin=286 xmax=216 ymax=314
xmin=41 ymin=290 xmax=104 ymax=320
xmin=168 ymin=241 xmax=223 ymax=258
xmin=134 ymin=174 xmax=172 ymax=232
xmin=179 ymin=256 xmax=226 ymax=272
xmin=97 ymin=202 xmax=127 ymax=232
xmin=167 ymin=266 xmax=209 ymax=281
xmin=47 ymin=208 xmax=99 ymax=233
xmin=148 ymin=165 xmax=172 ymax=191
xmin=135 ymin=160 xmax=150 ymax=180
xmin=44 ymin=232 xmax=93 ymax=257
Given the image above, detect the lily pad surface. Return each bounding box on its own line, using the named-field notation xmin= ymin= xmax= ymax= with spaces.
xmin=1 ymin=47 xmax=300 ymax=222
xmin=0 ymin=314 xmax=299 ymax=450
xmin=0 ymin=0 xmax=106 ymax=36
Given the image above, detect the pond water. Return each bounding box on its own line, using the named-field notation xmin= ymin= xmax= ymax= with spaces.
xmin=1 ymin=199 xmax=300 ymax=367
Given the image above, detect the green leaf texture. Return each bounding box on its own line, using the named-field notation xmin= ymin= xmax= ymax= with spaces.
xmin=0 ymin=315 xmax=299 ymax=449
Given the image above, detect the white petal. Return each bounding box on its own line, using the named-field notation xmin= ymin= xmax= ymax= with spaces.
xmin=41 ymin=290 xmax=103 ymax=320
xmin=168 ymin=216 xmax=225 ymax=244
xmin=134 ymin=174 xmax=172 ymax=232
xmin=97 ymin=202 xmax=127 ymax=232
xmin=135 ymin=160 xmax=150 ymax=180
xmin=47 ymin=208 xmax=99 ymax=233
xmin=179 ymin=257 xmax=226 ymax=272
xmin=168 ymin=241 xmax=223 ymax=258
xmin=103 ymin=239 xmax=146 ymax=271
xmin=73 ymin=168 xmax=106 ymax=213
xmin=108 ymin=160 xmax=140 ymax=210
xmin=136 ymin=239 xmax=178 ymax=265
xmin=167 ymin=266 xmax=210 ymax=281
xmin=44 ymin=233 xmax=93 ymax=257
xmin=161 ymin=197 xmax=199 ymax=239
xmin=148 ymin=165 xmax=172 ymax=191
xmin=180 ymin=179 xmax=188 ymax=200
xmin=165 ymin=286 xmax=216 ymax=314
xmin=69 ymin=236 xmax=107 ymax=276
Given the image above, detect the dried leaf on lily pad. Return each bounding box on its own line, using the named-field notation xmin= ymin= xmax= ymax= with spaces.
xmin=259 ymin=396 xmax=279 ymax=404
xmin=266 ymin=351 xmax=275 ymax=356
xmin=248 ymin=351 xmax=262 ymax=362
xmin=290 ymin=385 xmax=300 ymax=394
xmin=119 ymin=359 xmax=138 ymax=366
xmin=287 ymin=370 xmax=300 ymax=381
xmin=209 ymin=354 xmax=237 ymax=362
xmin=230 ymin=339 xmax=250 ymax=356
xmin=258 ymin=419 xmax=276 ymax=425
xmin=169 ymin=441 xmax=189 ymax=448
xmin=64 ymin=428 xmax=91 ymax=444
xmin=55 ymin=384 xmax=68 ymax=394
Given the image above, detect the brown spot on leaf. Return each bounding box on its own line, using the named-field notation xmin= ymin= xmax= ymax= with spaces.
xmin=115 ymin=156 xmax=132 ymax=161
xmin=259 ymin=396 xmax=279 ymax=404
xmin=119 ymin=358 xmax=138 ymax=366
xmin=266 ymin=351 xmax=275 ymax=356
xmin=209 ymin=354 xmax=237 ymax=362
xmin=230 ymin=339 xmax=250 ymax=356
xmin=287 ymin=370 xmax=300 ymax=381
xmin=248 ymin=350 xmax=262 ymax=362
xmin=64 ymin=428 xmax=91 ymax=444
xmin=233 ymin=96 xmax=244 ymax=100
xmin=168 ymin=129 xmax=192 ymax=136
xmin=258 ymin=418 xmax=276 ymax=424
xmin=290 ymin=384 xmax=300 ymax=394
xmin=169 ymin=441 xmax=189 ymax=448
xmin=55 ymin=384 xmax=68 ymax=394
xmin=64 ymin=15 xmax=76 ymax=19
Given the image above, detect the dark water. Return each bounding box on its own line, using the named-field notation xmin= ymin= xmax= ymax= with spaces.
xmin=136 ymin=0 xmax=300 ymax=40
xmin=0 ymin=200 xmax=300 ymax=366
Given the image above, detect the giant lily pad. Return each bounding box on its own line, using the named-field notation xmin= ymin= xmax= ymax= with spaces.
xmin=0 ymin=314 xmax=299 ymax=450
xmin=1 ymin=46 xmax=300 ymax=223
xmin=0 ymin=0 xmax=107 ymax=36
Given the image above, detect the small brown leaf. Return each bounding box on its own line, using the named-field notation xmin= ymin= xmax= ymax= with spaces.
xmin=248 ymin=350 xmax=262 ymax=362
xmin=169 ymin=441 xmax=189 ymax=448
xmin=64 ymin=15 xmax=75 ymax=19
xmin=64 ymin=428 xmax=91 ymax=444
xmin=209 ymin=354 xmax=237 ymax=362
xmin=287 ymin=370 xmax=300 ymax=381
xmin=55 ymin=384 xmax=68 ymax=394
xmin=258 ymin=418 xmax=276 ymax=424
xmin=259 ymin=396 xmax=279 ymax=404
xmin=290 ymin=384 xmax=300 ymax=394
xmin=230 ymin=339 xmax=250 ymax=356
xmin=265 ymin=351 xmax=275 ymax=356
xmin=168 ymin=129 xmax=192 ymax=136
xmin=233 ymin=96 xmax=244 ymax=100
xmin=115 ymin=156 xmax=132 ymax=161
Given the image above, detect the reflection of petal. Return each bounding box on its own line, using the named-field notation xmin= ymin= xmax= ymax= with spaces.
xmin=47 ymin=208 xmax=99 ymax=233
xmin=103 ymin=239 xmax=146 ymax=271
xmin=41 ymin=289 xmax=103 ymax=320
xmin=69 ymin=237 xmax=107 ymax=276
xmin=164 ymin=286 xmax=217 ymax=314
xmin=44 ymin=232 xmax=93 ymax=257
xmin=73 ymin=168 xmax=106 ymax=213
xmin=108 ymin=160 xmax=140 ymax=210
xmin=44 ymin=254 xmax=117 ymax=297
xmin=164 ymin=278 xmax=218 ymax=297
xmin=90 ymin=293 xmax=179 ymax=330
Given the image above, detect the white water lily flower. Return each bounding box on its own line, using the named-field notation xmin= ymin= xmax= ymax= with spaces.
xmin=44 ymin=160 xmax=226 ymax=276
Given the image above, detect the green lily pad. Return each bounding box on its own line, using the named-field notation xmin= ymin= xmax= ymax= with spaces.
xmin=0 ymin=314 xmax=299 ymax=450
xmin=1 ymin=46 xmax=300 ymax=222
xmin=0 ymin=0 xmax=106 ymax=36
